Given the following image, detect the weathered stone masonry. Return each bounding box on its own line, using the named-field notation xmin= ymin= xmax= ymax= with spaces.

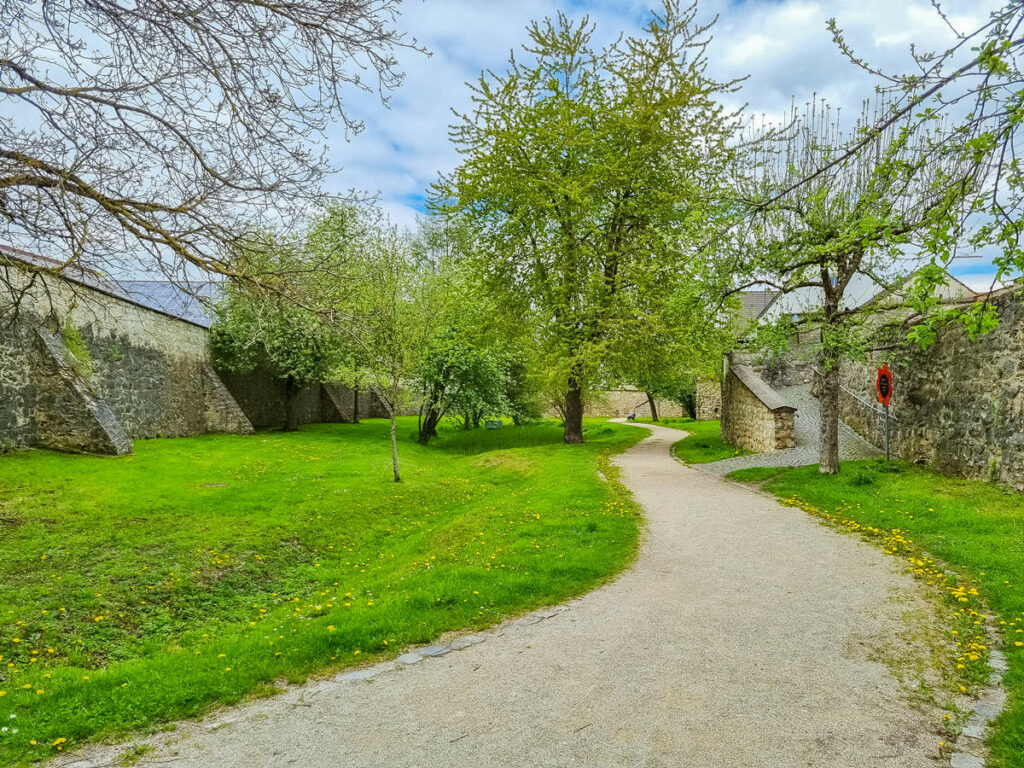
xmin=721 ymin=356 xmax=796 ymax=452
xmin=839 ymin=289 xmax=1024 ymax=490
xmin=0 ymin=258 xmax=392 ymax=453
xmin=543 ymin=390 xmax=688 ymax=419
xmin=218 ymin=373 xmax=387 ymax=430
xmin=1 ymin=265 xmax=252 ymax=453
xmin=695 ymin=379 xmax=722 ymax=421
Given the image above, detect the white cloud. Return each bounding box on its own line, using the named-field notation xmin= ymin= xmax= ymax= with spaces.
xmin=322 ymin=0 xmax=1004 ymax=250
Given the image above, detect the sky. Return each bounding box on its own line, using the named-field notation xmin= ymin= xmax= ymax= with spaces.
xmin=325 ymin=0 xmax=1005 ymax=291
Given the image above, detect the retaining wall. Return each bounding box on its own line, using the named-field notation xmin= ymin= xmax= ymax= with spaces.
xmin=544 ymin=390 xmax=688 ymax=419
xmin=695 ymin=379 xmax=722 ymax=421
xmin=217 ymin=372 xmax=387 ymax=430
xmin=838 ymin=289 xmax=1024 ymax=489
xmin=0 ymin=264 xmax=252 ymax=453
xmin=720 ymin=358 xmax=796 ymax=452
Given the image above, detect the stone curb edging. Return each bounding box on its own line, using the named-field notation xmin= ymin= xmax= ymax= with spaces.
xmin=949 ymin=642 xmax=1009 ymax=768
xmin=58 ymin=606 xmax=576 ymax=766
xmin=328 ymin=604 xmax=571 ymax=685
xmin=193 ymin=603 xmax=575 ymax=734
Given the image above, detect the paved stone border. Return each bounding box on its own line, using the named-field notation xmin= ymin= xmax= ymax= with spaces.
xmin=167 ymin=605 xmax=575 ymax=742
xmin=325 ymin=605 xmax=572 ymax=685
xmin=949 ymin=640 xmax=1009 ymax=768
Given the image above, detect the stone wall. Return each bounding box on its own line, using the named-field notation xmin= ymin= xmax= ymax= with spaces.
xmin=322 ymin=384 xmax=391 ymax=422
xmin=838 ymin=289 xmax=1024 ymax=489
xmin=0 ymin=320 xmax=40 ymax=449
xmin=80 ymin=324 xmax=250 ymax=441
xmin=0 ymin=263 xmax=252 ymax=453
xmin=0 ymin=324 xmax=136 ymax=454
xmin=721 ymin=359 xmax=796 ymax=452
xmin=544 ymin=390 xmax=688 ymax=419
xmin=1 ymin=260 xmax=400 ymax=454
xmin=695 ymin=379 xmax=722 ymax=421
xmin=218 ymin=372 xmax=387 ymax=430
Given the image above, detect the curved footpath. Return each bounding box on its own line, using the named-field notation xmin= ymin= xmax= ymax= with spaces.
xmin=71 ymin=423 xmax=941 ymax=768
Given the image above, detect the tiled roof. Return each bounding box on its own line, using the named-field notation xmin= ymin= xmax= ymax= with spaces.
xmin=738 ymin=290 xmax=778 ymax=320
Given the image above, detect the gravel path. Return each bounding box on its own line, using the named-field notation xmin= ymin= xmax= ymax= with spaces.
xmin=703 ymin=384 xmax=881 ymax=475
xmin=70 ymin=423 xmax=938 ymax=768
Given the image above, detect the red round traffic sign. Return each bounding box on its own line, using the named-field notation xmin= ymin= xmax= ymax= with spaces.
xmin=876 ymin=364 xmax=894 ymax=407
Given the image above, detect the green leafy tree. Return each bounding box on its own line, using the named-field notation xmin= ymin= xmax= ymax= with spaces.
xmin=304 ymin=202 xmax=385 ymax=424
xmin=342 ymin=223 xmax=446 ymax=481
xmin=498 ymin=349 xmax=546 ymax=425
xmin=827 ymin=1 xmax=1024 ymax=318
xmin=210 ymin=241 xmax=341 ymax=431
xmin=408 ymin=215 xmax=541 ymax=440
xmin=415 ymin=332 xmax=508 ymax=443
xmin=435 ymin=1 xmax=742 ymax=443
xmin=731 ymin=100 xmax=979 ymax=473
xmin=606 ymin=271 xmax=737 ymax=421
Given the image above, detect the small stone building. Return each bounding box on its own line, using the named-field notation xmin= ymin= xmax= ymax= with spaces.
xmin=694 ymin=290 xmax=779 ymax=422
xmin=720 ymin=356 xmax=796 ymax=452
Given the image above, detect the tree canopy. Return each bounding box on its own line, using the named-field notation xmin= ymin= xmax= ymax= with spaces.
xmin=0 ymin=0 xmax=417 ymax=304
xmin=435 ymin=0 xmax=743 ymax=443
xmin=209 ymin=238 xmax=343 ymax=431
xmin=730 ymin=98 xmax=980 ymax=473
xmin=818 ymin=2 xmax=1024 ymax=336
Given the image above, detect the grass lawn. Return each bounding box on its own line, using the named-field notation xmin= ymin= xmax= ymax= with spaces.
xmin=729 ymin=459 xmax=1024 ymax=768
xmin=667 ymin=419 xmax=753 ymax=464
xmin=0 ymin=418 xmax=645 ymax=765
xmin=633 ymin=416 xmax=694 ymax=430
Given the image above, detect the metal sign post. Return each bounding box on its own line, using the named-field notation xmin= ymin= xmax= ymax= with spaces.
xmin=876 ymin=365 xmax=894 ymax=462
xmin=884 ymin=402 xmax=890 ymax=461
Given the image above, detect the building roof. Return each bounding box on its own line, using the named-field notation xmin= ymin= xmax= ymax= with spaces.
xmin=738 ymin=290 xmax=779 ymax=320
xmin=759 ymin=268 xmax=976 ymax=323
xmin=117 ymin=281 xmax=219 ymax=327
xmin=0 ymin=244 xmax=220 ymax=328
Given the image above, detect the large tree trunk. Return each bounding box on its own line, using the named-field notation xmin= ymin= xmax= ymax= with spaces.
xmin=284 ymin=378 xmax=300 ymax=431
xmin=818 ymin=362 xmax=840 ymax=475
xmin=564 ymin=384 xmax=584 ymax=444
xmin=389 ymin=411 xmax=401 ymax=483
xmin=352 ymin=387 xmax=360 ymax=424
xmin=818 ymin=269 xmax=845 ymax=475
xmin=418 ymin=405 xmax=442 ymax=444
xmin=646 ymin=392 xmax=659 ymax=422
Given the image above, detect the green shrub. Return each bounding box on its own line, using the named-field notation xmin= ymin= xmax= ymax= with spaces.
xmin=61 ymin=319 xmax=95 ymax=381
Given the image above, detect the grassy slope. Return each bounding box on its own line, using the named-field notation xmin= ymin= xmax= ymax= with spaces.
xmin=729 ymin=459 xmax=1024 ymax=768
xmin=0 ymin=418 xmax=645 ymax=764
xmin=668 ymin=419 xmax=753 ymax=464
